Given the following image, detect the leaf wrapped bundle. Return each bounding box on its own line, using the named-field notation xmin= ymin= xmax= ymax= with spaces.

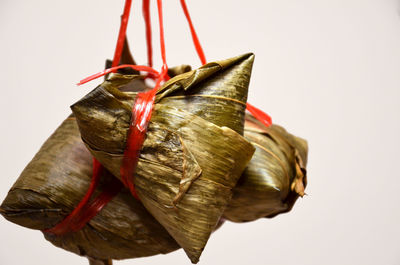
xmin=71 ymin=54 xmax=256 ymax=263
xmin=223 ymin=114 xmax=308 ymax=222
xmin=0 ymin=117 xmax=180 ymax=261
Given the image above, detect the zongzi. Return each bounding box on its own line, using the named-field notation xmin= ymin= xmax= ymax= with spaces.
xmin=223 ymin=114 xmax=308 ymax=222
xmin=71 ymin=53 xmax=256 ymax=263
xmin=0 ymin=117 xmax=180 ymax=261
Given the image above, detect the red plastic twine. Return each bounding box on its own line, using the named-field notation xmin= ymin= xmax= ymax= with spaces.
xmin=120 ymin=0 xmax=168 ymax=199
xmin=46 ymin=0 xmax=146 ymax=235
xmin=179 ymin=0 xmax=272 ymax=126
xmin=80 ymin=0 xmax=169 ymax=198
xmin=44 ymin=159 xmax=122 ymax=235
xmin=77 ymin=0 xmax=169 ymax=211
xmin=112 ymin=0 xmax=133 ymax=68
xmin=120 ymin=89 xmax=156 ymax=199
xmin=246 ymin=103 xmax=272 ymax=127
xmin=77 ymin=64 xmax=159 ymax=86
xmin=143 ymin=0 xmax=153 ymax=67
xmin=180 ymin=0 xmax=206 ymax=65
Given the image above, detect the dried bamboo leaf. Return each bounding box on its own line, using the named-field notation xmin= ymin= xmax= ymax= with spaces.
xmin=173 ymin=136 xmax=202 ymax=206
xmin=156 ymin=53 xmax=254 ymax=135
xmin=0 ymin=117 xmax=180 ymax=260
xmin=71 ymin=54 xmax=256 ymax=263
xmin=223 ymin=114 xmax=308 ymax=222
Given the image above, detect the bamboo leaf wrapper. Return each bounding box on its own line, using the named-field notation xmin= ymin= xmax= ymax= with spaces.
xmin=71 ymin=54 xmax=256 ymax=263
xmin=0 ymin=117 xmax=180 ymax=260
xmin=224 ymin=114 xmax=308 ymax=222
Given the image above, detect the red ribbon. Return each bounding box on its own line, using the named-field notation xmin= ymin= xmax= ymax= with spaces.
xmin=180 ymin=0 xmax=207 ymax=65
xmin=143 ymin=0 xmax=153 ymax=67
xmin=246 ymin=102 xmax=272 ymax=127
xmin=77 ymin=64 xmax=159 ymax=86
xmin=120 ymin=88 xmax=157 ymax=199
xmin=44 ymin=159 xmax=122 ymax=235
xmin=178 ymin=0 xmax=272 ymax=126
xmin=120 ymin=0 xmax=168 ymax=199
xmin=112 ymin=0 xmax=132 ymax=68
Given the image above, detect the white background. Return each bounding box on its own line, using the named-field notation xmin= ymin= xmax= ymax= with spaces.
xmin=1 ymin=0 xmax=400 ymax=264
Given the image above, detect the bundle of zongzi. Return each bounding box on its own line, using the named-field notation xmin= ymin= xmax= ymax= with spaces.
xmin=71 ymin=53 xmax=256 ymax=263
xmin=223 ymin=114 xmax=308 ymax=222
xmin=0 ymin=117 xmax=180 ymax=263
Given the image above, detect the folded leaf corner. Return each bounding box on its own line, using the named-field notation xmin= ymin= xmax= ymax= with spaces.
xmin=172 ymin=137 xmax=202 ymax=206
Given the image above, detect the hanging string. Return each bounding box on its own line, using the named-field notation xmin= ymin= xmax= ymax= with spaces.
xmin=179 ymin=0 xmax=206 ymax=65
xmin=179 ymin=0 xmax=272 ymax=126
xmin=77 ymin=64 xmax=159 ymax=86
xmin=78 ymin=0 xmax=169 ymax=199
xmin=112 ymin=0 xmax=133 ymax=68
xmin=156 ymin=0 xmax=168 ymax=79
xmin=143 ymin=0 xmax=153 ymax=67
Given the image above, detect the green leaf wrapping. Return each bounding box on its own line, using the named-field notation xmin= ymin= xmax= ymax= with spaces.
xmin=223 ymin=114 xmax=308 ymax=222
xmin=71 ymin=54 xmax=256 ymax=263
xmin=0 ymin=117 xmax=180 ymax=260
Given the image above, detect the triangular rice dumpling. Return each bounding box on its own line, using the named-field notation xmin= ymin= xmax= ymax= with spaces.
xmin=0 ymin=117 xmax=180 ymax=261
xmin=0 ymin=41 xmax=182 ymax=263
xmin=71 ymin=54 xmax=256 ymax=263
xmin=223 ymin=114 xmax=308 ymax=222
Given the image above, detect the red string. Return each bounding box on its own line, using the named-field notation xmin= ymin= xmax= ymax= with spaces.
xmin=77 ymin=64 xmax=159 ymax=86
xmin=156 ymin=0 xmax=169 ymax=78
xmin=180 ymin=0 xmax=206 ymax=65
xmin=45 ymin=0 xmax=171 ymax=235
xmin=46 ymin=0 xmax=137 ymax=235
xmin=178 ymin=0 xmax=272 ymax=126
xmin=70 ymin=176 xmax=122 ymax=231
xmin=112 ymin=0 xmax=133 ymax=68
xmin=120 ymin=88 xmax=156 ymax=199
xmin=44 ymin=158 xmax=123 ymax=235
xmin=78 ymin=0 xmax=170 ymax=200
xmin=143 ymin=0 xmax=153 ymax=68
xmin=246 ymin=103 xmax=272 ymax=127
xmin=120 ymin=0 xmax=168 ymax=199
